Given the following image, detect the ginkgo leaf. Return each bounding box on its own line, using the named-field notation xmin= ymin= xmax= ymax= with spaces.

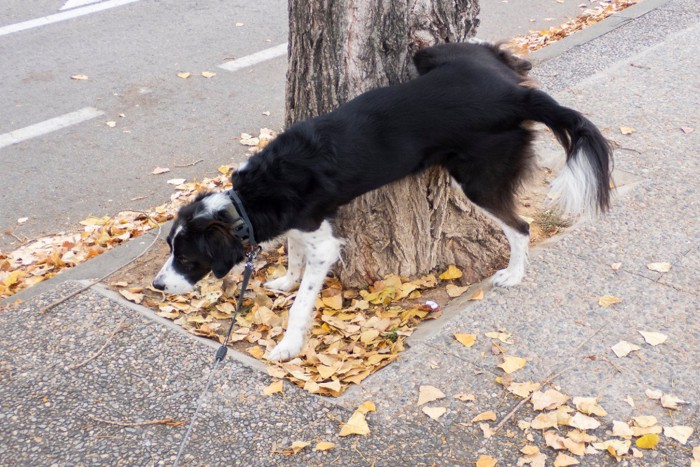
xmin=439 ymin=265 xmax=463 ymax=280
xmin=472 ymin=411 xmax=497 ymax=422
xmin=498 ymin=356 xmax=527 ymax=374
xmin=645 ymin=388 xmax=662 ymax=400
xmin=422 ymin=406 xmax=447 ymax=420
xmin=314 ymin=441 xmax=335 ymax=451
xmin=507 ymin=381 xmax=540 ymax=398
xmin=612 ymin=420 xmax=633 ymax=439
xmin=71 ymin=74 xmax=89 ymax=80
xmin=530 ymin=411 xmax=558 ymax=430
xmin=454 ymin=333 xmax=477 ymax=347
xmin=619 ymin=126 xmax=636 ymax=135
xmin=338 ymin=411 xmax=370 ymax=436
xmin=611 ymin=340 xmax=640 ymax=358
xmin=453 ymin=393 xmax=476 ymax=402
xmin=290 ymin=440 xmax=310 ymax=454
xmin=119 ymin=289 xmax=144 ymax=304
xmin=167 ymin=178 xmax=186 ymax=185
xmin=480 ymin=423 xmax=495 ymax=438
xmin=417 ymin=385 xmax=445 ymax=406
xmin=485 ymin=331 xmax=512 ymax=343
xmin=201 ymin=71 xmax=217 ymax=78
xmin=469 ymin=288 xmax=484 ymax=300
xmin=532 ymin=389 xmax=569 ymax=411
xmin=446 ymin=284 xmax=469 ymax=297
xmin=544 ymin=430 xmax=566 ymax=449
xmin=553 ymin=453 xmax=579 ymax=466
xmin=632 ymin=416 xmax=658 ymax=428
xmin=646 ymin=262 xmax=671 ymax=272
xmin=598 ymin=295 xmax=622 ymax=307
xmin=177 ymin=72 xmax=191 ymax=79
xmin=572 ymin=397 xmax=607 ymax=417
xmin=568 ymin=412 xmax=601 ymax=430
xmin=664 ymin=425 xmax=693 ymax=444
xmin=521 ymin=445 xmax=540 ymax=456
xmin=152 ymin=166 xmax=170 ymax=175
xmin=263 ymin=380 xmax=284 ymax=396
xmin=660 ymin=394 xmax=687 ymax=409
xmin=357 ymin=400 xmax=376 ymax=414
xmin=639 ymin=331 xmax=668 ymax=346
xmin=593 ymin=439 xmax=631 ymax=457
xmin=635 ymin=433 xmax=659 ymax=450
xmin=475 ymin=455 xmax=498 ymax=467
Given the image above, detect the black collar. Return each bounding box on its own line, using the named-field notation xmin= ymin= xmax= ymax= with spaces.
xmin=225 ymin=189 xmax=258 ymax=250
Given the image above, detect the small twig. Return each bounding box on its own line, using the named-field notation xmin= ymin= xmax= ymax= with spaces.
xmin=4 ymin=230 xmax=28 ymax=244
xmin=174 ymin=159 xmax=203 ymax=168
xmin=67 ymin=321 xmax=129 ymax=370
xmin=88 ymin=415 xmax=187 ymax=428
xmin=40 ymin=214 xmax=161 ymax=314
xmin=493 ymin=365 xmax=572 ymax=433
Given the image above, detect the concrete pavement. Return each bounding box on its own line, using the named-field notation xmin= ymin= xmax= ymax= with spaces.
xmin=1 ymin=0 xmax=699 ymax=465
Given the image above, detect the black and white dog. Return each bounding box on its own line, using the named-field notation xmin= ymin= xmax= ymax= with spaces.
xmin=153 ymin=41 xmax=613 ymax=361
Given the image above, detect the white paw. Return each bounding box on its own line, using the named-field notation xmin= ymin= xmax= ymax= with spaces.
xmin=264 ymin=275 xmax=298 ymax=292
xmin=268 ymin=333 xmax=305 ymax=362
xmin=492 ymin=268 xmax=524 ymax=287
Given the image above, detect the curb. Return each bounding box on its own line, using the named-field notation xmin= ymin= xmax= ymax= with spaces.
xmin=529 ymin=0 xmax=671 ymax=64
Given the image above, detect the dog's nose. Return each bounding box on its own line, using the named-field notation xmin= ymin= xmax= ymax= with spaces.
xmin=152 ymin=278 xmax=165 ymax=291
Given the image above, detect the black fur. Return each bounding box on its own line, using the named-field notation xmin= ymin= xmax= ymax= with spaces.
xmin=160 ymin=41 xmax=613 ymax=284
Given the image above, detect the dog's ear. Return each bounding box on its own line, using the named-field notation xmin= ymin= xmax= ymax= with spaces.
xmin=202 ymin=223 xmax=245 ymax=279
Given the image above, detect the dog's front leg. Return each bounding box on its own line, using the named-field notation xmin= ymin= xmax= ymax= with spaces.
xmin=265 ymin=230 xmax=304 ymax=292
xmin=268 ymin=221 xmax=342 ymax=361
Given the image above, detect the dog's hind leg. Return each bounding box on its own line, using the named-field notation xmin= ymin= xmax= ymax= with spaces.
xmin=265 ymin=230 xmax=305 ymax=292
xmin=268 ymin=220 xmax=343 ymax=361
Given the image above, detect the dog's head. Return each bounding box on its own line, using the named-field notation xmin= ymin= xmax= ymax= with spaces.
xmin=152 ymin=192 xmax=246 ymax=294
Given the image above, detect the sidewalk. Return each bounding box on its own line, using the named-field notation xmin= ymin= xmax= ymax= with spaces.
xmin=1 ymin=1 xmax=699 ymax=465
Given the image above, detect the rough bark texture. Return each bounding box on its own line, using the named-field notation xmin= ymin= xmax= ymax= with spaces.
xmin=287 ymin=0 xmax=509 ymax=287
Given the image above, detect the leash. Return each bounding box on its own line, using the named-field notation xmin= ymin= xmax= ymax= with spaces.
xmin=173 ymin=247 xmax=259 ymax=466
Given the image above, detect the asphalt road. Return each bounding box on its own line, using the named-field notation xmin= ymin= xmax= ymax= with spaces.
xmin=0 ymin=0 xmax=587 ymax=252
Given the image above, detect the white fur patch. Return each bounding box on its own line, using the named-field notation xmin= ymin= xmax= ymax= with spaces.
xmin=491 ymin=221 xmax=529 ymax=287
xmin=268 ymin=221 xmax=343 ymax=361
xmin=199 ymin=192 xmax=230 ymax=217
xmin=549 ymin=150 xmax=598 ymax=218
xmin=153 ymin=253 xmax=194 ymax=294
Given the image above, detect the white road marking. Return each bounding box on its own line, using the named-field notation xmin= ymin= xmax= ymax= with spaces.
xmin=0 ymin=107 xmax=105 ymax=149
xmin=218 ymin=43 xmax=288 ymax=73
xmin=61 ymin=0 xmax=104 ymax=11
xmin=0 ymin=0 xmax=141 ymax=37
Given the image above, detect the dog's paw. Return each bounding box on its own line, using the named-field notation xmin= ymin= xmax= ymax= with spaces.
xmin=268 ymin=333 xmax=304 ymax=362
xmin=491 ymin=268 xmax=524 ymax=287
xmin=264 ymin=275 xmax=298 ymax=292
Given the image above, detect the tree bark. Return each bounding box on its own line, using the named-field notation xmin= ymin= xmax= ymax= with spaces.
xmin=286 ymin=0 xmax=509 ymax=287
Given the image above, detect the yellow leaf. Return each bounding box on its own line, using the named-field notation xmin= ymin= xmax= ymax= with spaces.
xmin=635 ymin=433 xmax=659 ymax=450
xmin=475 ymin=455 xmax=498 ymax=467
xmin=530 ymin=411 xmax=558 ymax=430
xmin=612 ymin=420 xmax=633 ymax=439
xmin=553 ymin=453 xmax=579 ymax=466
xmin=314 ymin=441 xmax=335 ymax=451
xmin=620 ymin=126 xmax=636 ymax=135
xmin=177 ymin=72 xmax=191 ymax=79
xmin=469 ymin=288 xmax=484 ymax=300
xmin=438 ymin=265 xmax=463 ymax=280
xmin=485 ymin=331 xmax=512 ymax=343
xmin=632 ymin=415 xmax=658 ymax=428
xmin=446 ymin=284 xmax=469 ymax=297
xmin=247 ymin=346 xmax=264 ymax=359
xmin=263 ymin=380 xmax=283 ymax=396
xmin=520 ymin=445 xmax=539 ymax=456
xmin=507 ymin=381 xmax=540 ymax=398
xmin=663 ymin=425 xmax=693 ymax=444
xmin=321 ymin=293 xmax=343 ymax=310
xmin=472 ymin=411 xmax=497 ymax=422
xmin=290 ymin=440 xmax=310 ymax=454
xmin=71 ymin=74 xmax=89 ymax=80
xmin=318 ymin=380 xmax=342 ymax=394
xmin=338 ymin=410 xmax=370 ymax=437
xmin=598 ymin=295 xmax=622 ymax=307
xmin=532 ymin=389 xmax=569 ymax=411
xmin=201 ymin=71 xmax=216 ymax=78
xmin=572 ymin=397 xmax=607 ymax=417
xmin=454 ymin=333 xmax=477 ymax=348
xmin=357 ymin=400 xmax=376 ymax=414
xmin=119 ymin=289 xmax=144 ymax=304
xmin=417 ymin=385 xmax=446 ymax=406
xmin=498 ymin=356 xmax=527 ymax=374
xmin=568 ymin=412 xmax=601 ymax=430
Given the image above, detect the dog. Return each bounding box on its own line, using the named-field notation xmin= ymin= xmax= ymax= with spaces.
xmin=153 ymin=40 xmax=613 ymax=361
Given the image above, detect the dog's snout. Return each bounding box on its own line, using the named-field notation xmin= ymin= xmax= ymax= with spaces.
xmin=152 ymin=278 xmax=165 ymax=291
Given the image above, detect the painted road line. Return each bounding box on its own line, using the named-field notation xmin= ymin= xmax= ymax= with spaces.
xmin=218 ymin=43 xmax=288 ymax=73
xmin=0 ymin=0 xmax=141 ymax=37
xmin=0 ymin=107 xmax=105 ymax=149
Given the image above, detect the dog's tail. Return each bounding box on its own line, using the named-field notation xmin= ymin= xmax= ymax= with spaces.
xmin=525 ymin=88 xmax=614 ymax=217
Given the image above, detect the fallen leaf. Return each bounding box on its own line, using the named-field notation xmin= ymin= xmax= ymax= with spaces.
xmin=611 ymin=340 xmax=640 ymax=358
xmin=290 ymin=440 xmax=310 ymax=454
xmin=532 ymin=389 xmax=569 ymax=411
xmin=521 ymin=445 xmax=539 ymax=456
xmin=639 ymin=330 xmax=668 ymax=346
xmin=151 ymin=166 xmax=170 ymax=175
xmin=568 ymin=412 xmax=601 ymax=430
xmin=314 ymin=441 xmax=335 ymax=451
xmin=632 ymin=416 xmax=658 ymax=428
xmin=610 ymin=262 xmax=622 ymax=270
xmin=119 ymin=289 xmax=144 ymax=304
xmin=531 ymin=411 xmax=558 ymax=430
xmin=646 ymin=262 xmax=671 ymax=272
xmin=645 ymin=388 xmax=662 ymax=400
xmin=499 ymin=356 xmax=527 ymax=374
xmin=598 ymin=295 xmax=622 ymax=307
xmin=357 ymin=400 xmax=376 ymax=414
xmin=453 ymin=393 xmax=476 ymax=402
xmin=625 ymin=395 xmax=635 ymax=408
xmin=446 ymin=284 xmax=469 ymax=297
xmin=71 ymin=74 xmax=88 ymax=80
xmin=438 ymin=265 xmax=463 ymax=280
xmin=619 ymin=126 xmax=636 ymax=135
xmin=201 ymin=71 xmax=217 ymax=78
xmin=167 ymin=178 xmax=186 ymax=185
xmin=485 ymin=331 xmax=512 ymax=343
xmin=664 ymin=425 xmax=700 ymax=444
xmin=572 ymin=397 xmax=607 ymax=417
xmin=612 ymin=420 xmax=633 ymax=439
xmin=105 ymin=121 xmax=116 ymax=128
xmin=475 ymin=455 xmax=498 ymax=467
xmin=338 ymin=410 xmax=370 ymax=437
xmin=544 ymin=430 xmax=566 ymax=450
xmin=472 ymin=411 xmax=497 ymax=422
xmin=422 ymin=406 xmax=447 ymax=420
xmin=660 ymin=393 xmax=687 ymax=409
xmin=680 ymin=126 xmax=694 ymax=134
xmin=469 ymin=288 xmax=484 ymax=300
xmin=454 ymin=333 xmax=477 ymax=347
xmin=480 ymin=423 xmax=495 ymax=438
xmin=177 ymin=72 xmax=191 ymax=79
xmin=593 ymin=439 xmax=631 ymax=460
xmin=263 ymin=380 xmax=284 ymax=396
xmin=553 ymin=453 xmax=579 ymax=466
xmin=635 ymin=433 xmax=659 ymax=450
xmin=508 ymin=381 xmax=541 ymax=398
xmin=17 ymin=217 xmax=28 ymax=224
xmin=417 ymin=385 xmax=446 ymax=406
xmin=518 ymin=445 xmax=546 ymax=467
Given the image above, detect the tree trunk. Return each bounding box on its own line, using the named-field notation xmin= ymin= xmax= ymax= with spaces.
xmin=286 ymin=0 xmax=509 ymax=287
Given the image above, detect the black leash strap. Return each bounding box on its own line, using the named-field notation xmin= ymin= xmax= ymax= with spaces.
xmin=173 ymin=249 xmax=258 ymax=466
